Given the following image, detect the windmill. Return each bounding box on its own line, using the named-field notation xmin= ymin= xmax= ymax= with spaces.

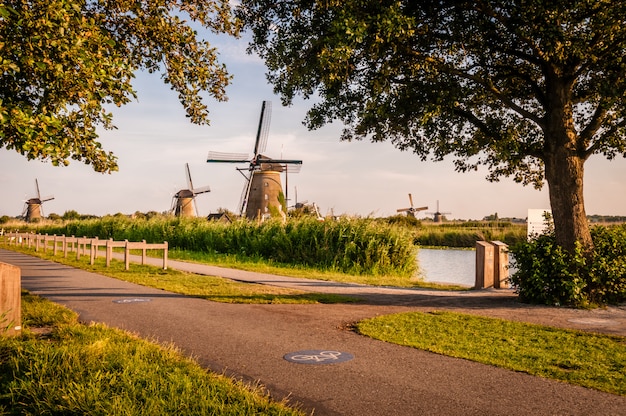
xmin=207 ymin=101 xmax=303 ymax=220
xmin=427 ymin=200 xmax=452 ymax=223
xmin=22 ymin=179 xmax=54 ymax=222
xmin=396 ymin=193 xmax=428 ymax=218
xmin=170 ymin=163 xmax=211 ymax=217
xmin=291 ymin=186 xmax=308 ymax=209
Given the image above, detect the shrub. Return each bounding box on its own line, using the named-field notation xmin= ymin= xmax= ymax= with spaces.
xmin=510 ymin=225 xmax=626 ymax=307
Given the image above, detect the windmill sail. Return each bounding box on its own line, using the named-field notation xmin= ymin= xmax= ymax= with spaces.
xmin=23 ymin=179 xmax=54 ymax=221
xmin=207 ymin=101 xmax=302 ymax=219
xmin=253 ymin=101 xmax=271 ymax=157
xmin=172 ymin=163 xmax=210 ymax=217
xmin=397 ymin=193 xmax=427 ymax=217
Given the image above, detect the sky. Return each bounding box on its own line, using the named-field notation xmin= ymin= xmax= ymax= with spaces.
xmin=1 ymin=33 xmax=625 ymax=221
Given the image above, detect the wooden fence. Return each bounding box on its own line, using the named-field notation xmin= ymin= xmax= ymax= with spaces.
xmin=4 ymin=232 xmax=168 ymax=271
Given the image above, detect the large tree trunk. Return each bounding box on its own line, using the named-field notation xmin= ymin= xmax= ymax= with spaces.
xmin=543 ymin=146 xmax=593 ymax=254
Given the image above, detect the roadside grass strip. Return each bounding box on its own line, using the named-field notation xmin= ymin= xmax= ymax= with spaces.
xmin=0 ymin=292 xmax=305 ymax=415
xmin=357 ymin=311 xmax=626 ymax=396
xmin=0 ymin=243 xmax=356 ymax=304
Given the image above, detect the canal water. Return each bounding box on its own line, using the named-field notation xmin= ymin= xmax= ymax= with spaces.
xmin=417 ymin=248 xmax=475 ymax=287
xmin=417 ymin=248 xmax=517 ymax=287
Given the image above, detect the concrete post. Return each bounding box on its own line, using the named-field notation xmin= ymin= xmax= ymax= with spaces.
xmin=475 ymin=241 xmax=495 ymax=289
xmin=1 ymin=261 xmax=21 ymax=337
xmin=491 ymin=241 xmax=509 ymax=289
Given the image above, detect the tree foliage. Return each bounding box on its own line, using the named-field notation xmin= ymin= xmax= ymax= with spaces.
xmin=0 ymin=0 xmax=239 ymax=172
xmin=239 ymin=0 xmax=626 ymax=252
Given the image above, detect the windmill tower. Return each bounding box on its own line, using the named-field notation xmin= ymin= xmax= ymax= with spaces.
xmin=22 ymin=179 xmax=54 ymax=222
xmin=396 ymin=193 xmax=428 ymax=218
xmin=427 ymin=200 xmax=452 ymax=223
xmin=207 ymin=101 xmax=303 ymax=220
xmin=171 ymin=163 xmax=211 ymax=217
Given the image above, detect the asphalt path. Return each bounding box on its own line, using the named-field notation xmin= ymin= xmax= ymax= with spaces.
xmin=1 ymin=249 xmax=625 ymax=415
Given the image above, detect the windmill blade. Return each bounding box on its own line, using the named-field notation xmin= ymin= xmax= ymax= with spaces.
xmin=192 ymin=185 xmax=211 ymax=195
xmin=35 ymin=179 xmax=41 ymax=199
xmin=397 ymin=208 xmax=411 ymax=213
xmin=253 ymin=101 xmax=271 ymax=156
xmin=185 ymin=163 xmax=194 ymax=190
xmin=170 ymin=195 xmax=177 ymax=215
xmin=414 ymin=206 xmax=428 ymax=212
xmin=408 ymin=193 xmax=414 ymax=208
xmin=282 ymin=164 xmax=303 ymax=173
xmin=238 ymin=176 xmax=253 ymax=216
xmin=207 ymin=151 xmax=251 ymax=163
xmin=40 ymin=195 xmax=55 ymax=203
xmin=193 ymin=196 xmax=200 ymax=217
xmin=266 ymin=158 xmax=303 ymax=165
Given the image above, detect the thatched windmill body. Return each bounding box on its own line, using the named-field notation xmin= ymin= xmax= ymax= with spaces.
xmin=23 ymin=179 xmax=54 ymax=222
xmin=171 ymin=163 xmax=211 ymax=217
xmin=396 ymin=193 xmax=428 ymax=218
xmin=207 ymin=101 xmax=302 ymax=220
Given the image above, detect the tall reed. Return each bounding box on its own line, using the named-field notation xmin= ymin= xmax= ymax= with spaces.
xmin=413 ymin=223 xmax=527 ymax=247
xmin=31 ymin=216 xmax=417 ymax=277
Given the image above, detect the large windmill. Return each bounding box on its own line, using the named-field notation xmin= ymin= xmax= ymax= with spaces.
xmin=171 ymin=163 xmax=211 ymax=217
xmin=22 ymin=179 xmax=54 ymax=222
xmin=396 ymin=193 xmax=428 ymax=218
xmin=207 ymin=101 xmax=303 ymax=220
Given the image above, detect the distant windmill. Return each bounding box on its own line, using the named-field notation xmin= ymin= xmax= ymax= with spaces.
xmin=22 ymin=179 xmax=54 ymax=222
xmin=207 ymin=101 xmax=303 ymax=220
xmin=396 ymin=193 xmax=428 ymax=218
xmin=291 ymin=186 xmax=308 ymax=209
xmin=427 ymin=200 xmax=452 ymax=223
xmin=171 ymin=163 xmax=211 ymax=217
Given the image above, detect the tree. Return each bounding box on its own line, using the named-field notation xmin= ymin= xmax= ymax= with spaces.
xmin=239 ymin=0 xmax=626 ymax=254
xmin=0 ymin=0 xmax=238 ymax=173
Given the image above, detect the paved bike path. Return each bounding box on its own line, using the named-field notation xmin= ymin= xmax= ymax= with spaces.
xmin=2 ymin=249 xmax=625 ymax=415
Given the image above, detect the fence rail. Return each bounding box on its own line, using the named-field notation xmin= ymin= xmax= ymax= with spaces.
xmin=3 ymin=232 xmax=168 ymax=270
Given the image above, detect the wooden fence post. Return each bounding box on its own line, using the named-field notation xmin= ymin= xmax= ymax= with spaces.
xmin=163 ymin=241 xmax=168 ymax=270
xmin=90 ymin=238 xmax=97 ymax=265
xmin=124 ymin=240 xmax=130 ymax=271
xmin=106 ymin=239 xmax=113 ymax=267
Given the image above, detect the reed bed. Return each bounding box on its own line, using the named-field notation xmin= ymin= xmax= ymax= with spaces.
xmin=29 ymin=216 xmax=417 ymax=277
xmin=413 ymin=222 xmax=527 ymax=247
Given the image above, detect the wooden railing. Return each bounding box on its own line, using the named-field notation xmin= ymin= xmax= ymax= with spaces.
xmin=4 ymin=232 xmax=168 ymax=271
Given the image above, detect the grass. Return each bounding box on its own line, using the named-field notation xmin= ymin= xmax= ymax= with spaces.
xmin=165 ymin=248 xmax=462 ymax=289
xmin=356 ymin=311 xmax=626 ymax=396
xmin=0 ymin=242 xmax=356 ymax=304
xmin=1 ymin=238 xmax=466 ymax=290
xmin=0 ymin=291 xmax=306 ymax=415
xmin=413 ymin=221 xmax=528 ymax=247
xmin=4 ymin=240 xmax=625 ymax=397
xmin=17 ymin=216 xmax=419 ymax=277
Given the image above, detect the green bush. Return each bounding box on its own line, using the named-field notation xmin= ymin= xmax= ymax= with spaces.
xmin=510 ymin=225 xmax=626 ymax=307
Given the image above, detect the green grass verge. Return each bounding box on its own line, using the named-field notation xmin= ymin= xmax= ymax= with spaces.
xmin=166 ymin=248 xmax=469 ymax=290
xmin=357 ymin=311 xmax=626 ymax=396
xmin=0 ymin=291 xmax=305 ymax=415
xmin=0 ymin=243 xmax=356 ymax=304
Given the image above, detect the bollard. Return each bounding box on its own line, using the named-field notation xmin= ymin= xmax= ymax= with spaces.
xmin=475 ymin=241 xmax=495 ymax=289
xmin=0 ymin=261 xmax=21 ymax=337
xmin=491 ymin=241 xmax=509 ymax=289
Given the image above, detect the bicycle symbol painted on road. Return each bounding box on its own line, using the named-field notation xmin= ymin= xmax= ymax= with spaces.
xmin=112 ymin=298 xmax=152 ymax=304
xmin=284 ymin=350 xmax=354 ymax=365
